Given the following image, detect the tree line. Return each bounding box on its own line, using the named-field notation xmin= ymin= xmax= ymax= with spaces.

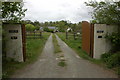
xmin=22 ymin=20 xmax=82 ymax=32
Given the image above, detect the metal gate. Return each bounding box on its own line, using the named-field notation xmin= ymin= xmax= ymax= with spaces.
xmin=82 ymin=21 xmax=94 ymax=57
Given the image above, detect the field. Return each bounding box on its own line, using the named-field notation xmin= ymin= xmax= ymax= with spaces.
xmin=2 ymin=32 xmax=51 ymax=78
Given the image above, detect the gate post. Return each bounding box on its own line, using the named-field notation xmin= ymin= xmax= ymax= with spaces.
xmin=22 ymin=24 xmax=26 ymax=62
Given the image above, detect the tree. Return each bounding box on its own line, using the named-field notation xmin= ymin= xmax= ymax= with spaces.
xmin=85 ymin=1 xmax=120 ymax=52
xmin=25 ymin=24 xmax=36 ymax=31
xmin=2 ymin=2 xmax=27 ymax=23
xmin=85 ymin=1 xmax=120 ymax=25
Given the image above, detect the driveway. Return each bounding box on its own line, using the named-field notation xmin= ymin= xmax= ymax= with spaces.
xmin=11 ymin=34 xmax=118 ymax=78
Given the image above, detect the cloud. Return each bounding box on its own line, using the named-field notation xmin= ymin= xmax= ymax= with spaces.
xmin=23 ymin=0 xmax=93 ymax=23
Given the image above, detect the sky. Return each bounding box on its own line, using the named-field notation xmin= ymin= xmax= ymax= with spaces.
xmin=23 ymin=0 xmax=94 ymax=23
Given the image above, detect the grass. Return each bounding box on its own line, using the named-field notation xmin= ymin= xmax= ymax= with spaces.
xmin=2 ymin=32 xmax=51 ymax=78
xmin=56 ymin=32 xmax=103 ymax=65
xmin=52 ymin=33 xmax=62 ymax=53
xmin=58 ymin=61 xmax=66 ymax=67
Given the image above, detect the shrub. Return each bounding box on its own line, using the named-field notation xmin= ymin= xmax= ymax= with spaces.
xmin=25 ymin=24 xmax=36 ymax=31
xmin=118 ymin=67 xmax=120 ymax=75
xmin=101 ymin=53 xmax=113 ymax=62
xmin=106 ymin=52 xmax=120 ymax=68
xmin=44 ymin=27 xmax=49 ymax=32
xmin=105 ymin=32 xmax=120 ymax=52
xmin=101 ymin=52 xmax=120 ymax=68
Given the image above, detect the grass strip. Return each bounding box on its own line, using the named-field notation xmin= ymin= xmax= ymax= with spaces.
xmin=52 ymin=34 xmax=62 ymax=53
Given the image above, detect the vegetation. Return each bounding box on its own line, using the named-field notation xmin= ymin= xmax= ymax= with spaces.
xmin=57 ymin=33 xmax=102 ymax=64
xmin=2 ymin=32 xmax=50 ymax=78
xmin=2 ymin=2 xmax=27 ymax=23
xmin=105 ymin=32 xmax=120 ymax=52
xmin=101 ymin=52 xmax=120 ymax=75
xmin=52 ymin=34 xmax=62 ymax=53
xmin=44 ymin=27 xmax=54 ymax=32
xmin=85 ymin=0 xmax=120 ymax=75
xmin=57 ymin=33 xmax=119 ymax=75
xmin=58 ymin=61 xmax=66 ymax=67
xmin=25 ymin=24 xmax=36 ymax=31
xmin=85 ymin=1 xmax=120 ymax=25
xmin=22 ymin=20 xmax=82 ymax=32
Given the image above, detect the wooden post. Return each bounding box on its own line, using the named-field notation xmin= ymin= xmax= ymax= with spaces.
xmin=66 ymin=32 xmax=68 ymax=39
xmin=74 ymin=32 xmax=76 ymax=40
xmin=34 ymin=31 xmax=35 ymax=39
xmin=40 ymin=31 xmax=42 ymax=38
xmin=21 ymin=24 xmax=26 ymax=62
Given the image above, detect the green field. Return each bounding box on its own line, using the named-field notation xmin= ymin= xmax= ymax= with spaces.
xmin=2 ymin=32 xmax=51 ymax=78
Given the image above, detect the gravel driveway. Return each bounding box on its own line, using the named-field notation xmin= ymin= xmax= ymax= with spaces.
xmin=11 ymin=34 xmax=118 ymax=78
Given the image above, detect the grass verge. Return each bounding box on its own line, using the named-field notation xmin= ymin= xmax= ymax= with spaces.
xmin=2 ymin=32 xmax=51 ymax=78
xmin=52 ymin=34 xmax=62 ymax=53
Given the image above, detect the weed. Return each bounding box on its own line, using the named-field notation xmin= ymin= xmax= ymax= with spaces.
xmin=58 ymin=61 xmax=66 ymax=67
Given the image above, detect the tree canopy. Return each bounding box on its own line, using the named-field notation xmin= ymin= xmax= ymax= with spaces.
xmin=85 ymin=1 xmax=120 ymax=25
xmin=23 ymin=20 xmax=82 ymax=32
xmin=2 ymin=2 xmax=27 ymax=23
xmin=25 ymin=24 xmax=36 ymax=31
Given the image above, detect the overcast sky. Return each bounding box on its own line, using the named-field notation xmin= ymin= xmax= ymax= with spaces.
xmin=23 ymin=0 xmax=94 ymax=23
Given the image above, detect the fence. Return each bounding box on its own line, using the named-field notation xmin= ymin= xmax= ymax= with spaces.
xmin=26 ymin=31 xmax=42 ymax=39
xmin=66 ymin=31 xmax=81 ymax=40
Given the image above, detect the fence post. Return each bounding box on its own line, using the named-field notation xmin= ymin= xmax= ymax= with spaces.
xmin=66 ymin=32 xmax=68 ymax=39
xmin=73 ymin=32 xmax=75 ymax=40
xmin=34 ymin=31 xmax=35 ymax=39
xmin=40 ymin=31 xmax=42 ymax=38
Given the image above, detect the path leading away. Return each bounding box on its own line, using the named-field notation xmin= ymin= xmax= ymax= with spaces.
xmin=11 ymin=34 xmax=118 ymax=78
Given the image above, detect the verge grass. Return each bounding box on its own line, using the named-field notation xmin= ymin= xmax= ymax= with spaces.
xmin=2 ymin=32 xmax=51 ymax=78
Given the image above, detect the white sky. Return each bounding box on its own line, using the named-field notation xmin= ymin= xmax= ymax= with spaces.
xmin=23 ymin=0 xmax=106 ymax=23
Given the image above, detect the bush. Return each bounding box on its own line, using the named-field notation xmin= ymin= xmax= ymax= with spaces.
xmin=107 ymin=53 xmax=120 ymax=68
xmin=101 ymin=52 xmax=120 ymax=68
xmin=105 ymin=32 xmax=120 ymax=52
xmin=43 ymin=27 xmax=54 ymax=32
xmin=101 ymin=53 xmax=113 ymax=62
xmin=44 ymin=27 xmax=49 ymax=32
xmin=25 ymin=24 xmax=36 ymax=31
xmin=118 ymin=67 xmax=120 ymax=75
